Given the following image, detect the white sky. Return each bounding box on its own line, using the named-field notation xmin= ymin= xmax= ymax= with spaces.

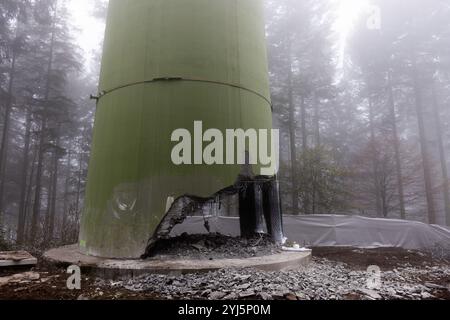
xmin=334 ymin=0 xmax=370 ymax=68
xmin=67 ymin=0 xmax=106 ymax=72
xmin=67 ymin=0 xmax=369 ymax=73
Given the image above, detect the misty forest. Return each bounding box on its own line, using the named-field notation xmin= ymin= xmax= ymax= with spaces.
xmin=1 ymin=0 xmax=450 ymax=251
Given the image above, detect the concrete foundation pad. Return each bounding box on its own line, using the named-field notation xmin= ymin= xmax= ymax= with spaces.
xmin=44 ymin=245 xmax=312 ymax=279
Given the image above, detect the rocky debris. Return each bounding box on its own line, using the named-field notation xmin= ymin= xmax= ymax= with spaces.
xmin=359 ymin=289 xmax=382 ymax=300
xmin=107 ymin=258 xmax=450 ymax=300
xmin=312 ymin=247 xmax=449 ymax=270
xmin=0 ymin=272 xmax=40 ymax=287
xmin=239 ymin=291 xmax=256 ymax=298
xmin=0 ymin=251 xmax=37 ymax=267
xmin=427 ymin=244 xmax=450 ymax=261
xmin=285 ymin=293 xmax=298 ymax=300
xmin=77 ymin=294 xmax=90 ymax=301
xmin=148 ymin=233 xmax=282 ymax=260
xmin=0 ymin=247 xmax=448 ymax=300
xmin=209 ymin=292 xmax=226 ymax=300
xmin=258 ymin=292 xmax=273 ymax=300
xmin=425 ymin=282 xmax=447 ymax=290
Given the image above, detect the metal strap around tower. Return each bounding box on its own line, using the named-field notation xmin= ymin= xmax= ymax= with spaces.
xmin=91 ymin=76 xmax=273 ymax=110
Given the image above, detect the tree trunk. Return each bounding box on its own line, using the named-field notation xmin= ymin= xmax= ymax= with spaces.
xmin=44 ymin=166 xmax=53 ymax=241
xmin=30 ymin=13 xmax=56 ymax=242
xmin=387 ymin=72 xmax=406 ymax=219
xmin=311 ymin=171 xmax=317 ymax=215
xmin=62 ymin=150 xmax=71 ymax=242
xmin=380 ymin=161 xmax=389 ymax=218
xmin=48 ymin=138 xmax=59 ymax=241
xmin=312 ymin=91 xmax=321 ymax=214
xmin=300 ymin=95 xmax=310 ymax=214
xmin=75 ymin=129 xmax=85 ymax=221
xmin=431 ymin=81 xmax=450 ymax=226
xmin=0 ymin=52 xmax=16 ymax=214
xmin=287 ymin=52 xmax=299 ymax=215
xmin=368 ymin=96 xmax=382 ymax=217
xmin=24 ymin=145 xmax=38 ymax=243
xmin=412 ymin=61 xmax=436 ymax=224
xmin=300 ymin=96 xmax=307 ymax=151
xmin=30 ymin=120 xmax=46 ymax=243
xmin=16 ymin=110 xmax=32 ymax=245
xmin=313 ymin=90 xmax=321 ymax=148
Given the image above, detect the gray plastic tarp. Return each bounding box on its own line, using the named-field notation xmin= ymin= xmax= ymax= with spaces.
xmin=171 ymin=215 xmax=450 ymax=251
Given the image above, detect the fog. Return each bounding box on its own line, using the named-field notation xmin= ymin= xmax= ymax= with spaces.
xmin=1 ymin=0 xmax=449 ymax=250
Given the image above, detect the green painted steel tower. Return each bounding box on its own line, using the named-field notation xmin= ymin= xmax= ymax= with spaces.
xmin=80 ymin=0 xmax=276 ymax=258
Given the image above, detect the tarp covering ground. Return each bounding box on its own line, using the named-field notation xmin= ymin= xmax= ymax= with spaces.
xmin=171 ymin=215 xmax=450 ymax=250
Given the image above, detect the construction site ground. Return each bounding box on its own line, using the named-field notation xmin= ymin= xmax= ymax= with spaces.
xmin=0 ymin=247 xmax=449 ymax=300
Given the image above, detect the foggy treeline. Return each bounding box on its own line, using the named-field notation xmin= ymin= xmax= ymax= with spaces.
xmin=0 ymin=0 xmax=104 ymax=248
xmin=0 ymin=0 xmax=449 ymax=250
xmin=268 ymin=0 xmax=450 ymax=226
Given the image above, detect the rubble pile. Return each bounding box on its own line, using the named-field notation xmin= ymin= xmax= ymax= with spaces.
xmin=150 ymin=233 xmax=282 ymax=259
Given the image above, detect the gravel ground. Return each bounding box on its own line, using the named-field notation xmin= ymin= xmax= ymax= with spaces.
xmin=109 ymin=257 xmax=450 ymax=300
xmin=1 ymin=247 xmax=449 ymax=300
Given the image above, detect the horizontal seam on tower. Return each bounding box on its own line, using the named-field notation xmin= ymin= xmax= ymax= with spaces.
xmin=94 ymin=77 xmax=273 ymax=110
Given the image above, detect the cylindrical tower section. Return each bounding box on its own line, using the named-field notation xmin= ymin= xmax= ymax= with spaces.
xmin=80 ymin=0 xmax=274 ymax=258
